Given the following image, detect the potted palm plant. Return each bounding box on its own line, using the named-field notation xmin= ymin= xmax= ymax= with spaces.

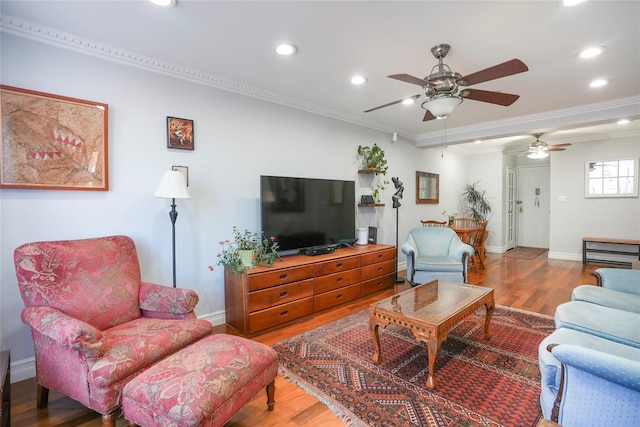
xmin=461 ymin=181 xmax=491 ymax=221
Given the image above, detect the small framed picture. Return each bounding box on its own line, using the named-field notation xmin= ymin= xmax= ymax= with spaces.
xmin=166 ymin=116 xmax=194 ymax=150
xmin=172 ymin=165 xmax=189 ymax=186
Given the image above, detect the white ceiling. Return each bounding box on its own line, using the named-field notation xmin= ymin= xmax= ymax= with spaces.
xmin=1 ymin=0 xmax=639 ymax=153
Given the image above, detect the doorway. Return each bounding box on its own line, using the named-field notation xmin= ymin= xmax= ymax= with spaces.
xmin=516 ymin=165 xmax=550 ymax=248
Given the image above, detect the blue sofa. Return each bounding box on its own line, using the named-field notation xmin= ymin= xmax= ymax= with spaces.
xmin=538 ymin=268 xmax=640 ymax=426
xmin=401 ymin=226 xmax=474 ymax=286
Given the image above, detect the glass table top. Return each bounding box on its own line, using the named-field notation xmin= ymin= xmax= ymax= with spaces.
xmin=371 ymin=279 xmax=493 ymax=324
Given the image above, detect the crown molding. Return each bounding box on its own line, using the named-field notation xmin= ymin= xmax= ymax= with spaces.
xmin=0 ymin=14 xmax=393 ymax=134
xmin=415 ymin=96 xmax=640 ymax=148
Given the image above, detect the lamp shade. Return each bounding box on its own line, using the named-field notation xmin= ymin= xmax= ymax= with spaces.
xmin=155 ymin=170 xmax=191 ymax=199
xmin=424 ymin=96 xmax=463 ymax=118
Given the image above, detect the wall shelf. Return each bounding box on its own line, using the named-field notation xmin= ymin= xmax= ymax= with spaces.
xmin=358 ymin=203 xmax=385 ymax=207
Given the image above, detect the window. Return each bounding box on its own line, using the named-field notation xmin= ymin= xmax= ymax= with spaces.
xmin=585 ymin=158 xmax=638 ymax=198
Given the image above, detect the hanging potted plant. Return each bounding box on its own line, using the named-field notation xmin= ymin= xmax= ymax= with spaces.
xmin=461 ymin=181 xmax=492 ymax=221
xmin=357 ymin=143 xmax=389 ymax=203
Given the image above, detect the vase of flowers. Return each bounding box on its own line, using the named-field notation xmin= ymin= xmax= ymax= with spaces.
xmin=213 ymin=226 xmax=280 ymax=274
xmin=442 ymin=210 xmax=457 ymax=226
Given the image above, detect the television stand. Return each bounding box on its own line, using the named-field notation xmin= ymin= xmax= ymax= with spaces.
xmin=224 ymin=244 xmax=397 ymax=336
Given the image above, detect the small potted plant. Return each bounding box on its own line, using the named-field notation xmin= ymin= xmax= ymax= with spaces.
xmin=212 ymin=226 xmax=279 ymax=274
xmin=442 ymin=210 xmax=457 ymax=226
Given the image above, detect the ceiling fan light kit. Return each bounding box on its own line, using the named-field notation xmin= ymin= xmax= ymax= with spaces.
xmin=365 ymin=43 xmax=528 ymax=121
xmin=422 ymin=95 xmax=462 ymax=118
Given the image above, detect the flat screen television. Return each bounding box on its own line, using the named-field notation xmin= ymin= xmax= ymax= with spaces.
xmin=260 ymin=175 xmax=356 ymax=255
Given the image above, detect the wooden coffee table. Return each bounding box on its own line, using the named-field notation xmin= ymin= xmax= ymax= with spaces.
xmin=369 ymin=279 xmax=494 ymax=389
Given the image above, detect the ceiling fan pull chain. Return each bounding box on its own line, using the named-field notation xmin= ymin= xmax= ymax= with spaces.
xmin=441 ymin=120 xmax=447 ymax=158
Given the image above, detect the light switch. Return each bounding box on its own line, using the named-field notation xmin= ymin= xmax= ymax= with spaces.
xmin=557 ymin=195 xmax=567 ymax=202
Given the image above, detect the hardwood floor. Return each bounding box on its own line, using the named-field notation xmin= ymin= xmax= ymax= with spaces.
xmin=10 ymin=252 xmax=601 ymax=426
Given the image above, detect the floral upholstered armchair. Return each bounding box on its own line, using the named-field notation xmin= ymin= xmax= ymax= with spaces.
xmin=14 ymin=235 xmax=213 ymax=426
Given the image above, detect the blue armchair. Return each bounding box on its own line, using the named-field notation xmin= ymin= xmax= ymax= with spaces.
xmin=401 ymin=227 xmax=474 ymax=286
xmin=547 ymin=344 xmax=640 ymax=426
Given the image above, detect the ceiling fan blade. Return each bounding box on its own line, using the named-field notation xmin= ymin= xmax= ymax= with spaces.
xmin=460 ymin=88 xmax=520 ymax=106
xmin=457 ymin=59 xmax=528 ymax=86
xmin=548 ymin=143 xmax=572 ymax=150
xmin=364 ymin=94 xmax=421 ymax=113
xmin=423 ymin=110 xmax=437 ymax=121
xmin=388 ymin=74 xmax=430 ymax=86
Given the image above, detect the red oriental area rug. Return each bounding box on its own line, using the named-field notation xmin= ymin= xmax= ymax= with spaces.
xmin=273 ymin=306 xmax=554 ymax=427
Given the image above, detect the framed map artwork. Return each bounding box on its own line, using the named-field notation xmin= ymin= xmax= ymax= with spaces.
xmin=0 ymin=85 xmax=109 ymax=191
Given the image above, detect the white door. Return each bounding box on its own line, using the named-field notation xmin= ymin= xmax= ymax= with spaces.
xmin=517 ymin=166 xmax=550 ymax=248
xmin=506 ymin=167 xmax=516 ymax=251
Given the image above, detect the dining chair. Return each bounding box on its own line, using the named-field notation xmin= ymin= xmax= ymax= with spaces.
xmin=421 ymin=220 xmax=447 ymax=227
xmin=452 ymin=217 xmax=479 ymax=227
xmin=468 ymin=220 xmax=488 ymax=271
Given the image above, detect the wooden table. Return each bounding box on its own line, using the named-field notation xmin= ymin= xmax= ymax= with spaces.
xmin=450 ymin=225 xmax=478 ymax=243
xmin=369 ymin=280 xmax=494 ymax=389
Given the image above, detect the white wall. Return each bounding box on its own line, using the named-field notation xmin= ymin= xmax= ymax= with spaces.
xmin=549 ymin=136 xmax=640 ymax=258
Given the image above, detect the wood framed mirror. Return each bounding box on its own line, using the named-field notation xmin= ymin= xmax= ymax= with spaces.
xmin=416 ymin=171 xmax=439 ymax=204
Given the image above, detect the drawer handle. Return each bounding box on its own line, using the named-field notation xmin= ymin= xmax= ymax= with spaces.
xmin=336 ymin=277 xmax=343 ymax=283
xmin=377 ymin=281 xmax=383 ymax=287
xmin=377 ymin=254 xmax=383 ymax=259
xmin=280 ymin=310 xmax=289 ymax=317
xmin=280 ymin=291 xmax=289 ymax=298
xmin=279 ymin=273 xmax=288 ymax=280
xmin=377 ymin=267 xmax=383 ymax=272
xmin=336 ymin=294 xmax=343 ymax=299
xmin=337 ymin=262 xmax=343 ymax=268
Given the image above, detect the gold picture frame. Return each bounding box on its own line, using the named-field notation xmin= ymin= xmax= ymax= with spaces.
xmin=0 ymin=85 xmax=109 ymax=191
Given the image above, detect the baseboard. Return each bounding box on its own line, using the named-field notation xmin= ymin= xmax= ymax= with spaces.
xmin=547 ymin=251 xmax=581 ymax=261
xmin=11 ymin=356 xmax=35 ymax=383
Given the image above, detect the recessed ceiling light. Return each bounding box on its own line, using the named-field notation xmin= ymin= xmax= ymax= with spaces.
xmin=402 ymin=98 xmax=415 ymax=105
xmin=350 ymin=75 xmax=367 ymax=85
xmin=275 ymin=43 xmax=297 ymax=56
xmin=563 ymin=0 xmax=585 ymax=6
xmin=617 ymin=119 xmax=630 ymax=125
xmin=589 ymin=79 xmax=608 ymax=88
xmin=149 ymin=0 xmax=176 ymax=7
xmin=474 ymin=140 xmax=482 ymax=144
xmin=579 ymin=46 xmax=604 ymax=59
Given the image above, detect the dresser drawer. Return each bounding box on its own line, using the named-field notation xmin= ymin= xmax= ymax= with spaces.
xmin=314 ymin=269 xmax=360 ymax=294
xmin=361 ymin=273 xmax=395 ymax=296
xmin=361 ymin=248 xmax=396 ymax=266
xmin=248 ymin=265 xmax=314 ymax=291
xmin=249 ymin=297 xmax=314 ymax=333
xmin=314 ymin=283 xmax=361 ymax=312
xmin=249 ymin=279 xmax=314 ymax=312
xmin=314 ymin=256 xmax=360 ymax=276
xmin=361 ymin=259 xmax=396 ymax=281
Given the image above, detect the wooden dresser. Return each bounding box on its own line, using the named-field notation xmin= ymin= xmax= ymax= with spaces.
xmin=224 ymin=244 xmax=396 ymax=336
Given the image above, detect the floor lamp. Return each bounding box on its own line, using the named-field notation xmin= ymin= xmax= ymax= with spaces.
xmin=155 ymin=170 xmax=191 ymax=288
xmin=392 ymin=177 xmax=405 ymax=283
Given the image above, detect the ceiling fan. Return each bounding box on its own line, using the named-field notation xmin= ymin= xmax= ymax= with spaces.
xmin=509 ymin=133 xmax=572 ymax=159
xmin=365 ymin=43 xmax=529 ymax=121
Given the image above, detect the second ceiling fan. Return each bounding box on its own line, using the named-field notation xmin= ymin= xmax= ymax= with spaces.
xmin=365 ymin=43 xmax=529 ymax=121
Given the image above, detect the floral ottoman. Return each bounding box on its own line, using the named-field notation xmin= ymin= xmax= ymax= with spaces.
xmin=122 ymin=334 xmax=278 ymax=427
